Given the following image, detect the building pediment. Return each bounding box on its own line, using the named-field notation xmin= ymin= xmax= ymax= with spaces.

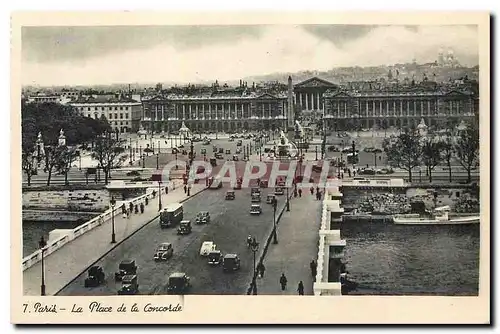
xmin=294 ymin=77 xmax=337 ymax=89
xmin=442 ymin=90 xmax=469 ymax=98
xmin=256 ymin=93 xmax=278 ymax=99
xmin=147 ymin=95 xmax=167 ymax=102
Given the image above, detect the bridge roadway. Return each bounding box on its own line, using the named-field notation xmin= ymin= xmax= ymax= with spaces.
xmin=57 ymin=185 xmax=287 ymax=295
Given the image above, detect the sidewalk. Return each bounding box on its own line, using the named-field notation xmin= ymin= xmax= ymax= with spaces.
xmin=256 ymin=192 xmax=322 ymax=295
xmin=23 ymin=179 xmax=206 ymax=296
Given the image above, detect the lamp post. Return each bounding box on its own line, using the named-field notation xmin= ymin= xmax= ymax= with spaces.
xmin=250 ymin=240 xmax=259 ymax=295
xmin=110 ymin=197 xmax=116 ymax=243
xmin=175 ymin=149 xmax=178 ymax=170
xmin=189 ymin=140 xmax=194 ymax=167
xmin=286 ymin=186 xmax=290 ymax=211
xmin=315 ymin=145 xmax=318 ymax=161
xmin=352 ymin=141 xmax=356 ymax=169
xmin=39 ymin=236 xmax=47 ymax=296
xmin=156 ymin=153 xmax=159 ymax=170
xmin=158 ymin=140 xmax=161 ymax=154
xmin=272 ymin=198 xmax=278 ymax=244
xmin=158 ymin=181 xmax=162 ymax=211
xmin=142 ymin=154 xmax=146 ymax=168
xmin=129 ymin=138 xmax=132 ymax=165
xmin=259 ymin=146 xmax=262 ymax=162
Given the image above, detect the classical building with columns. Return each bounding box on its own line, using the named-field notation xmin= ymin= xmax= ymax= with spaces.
xmin=293 ymin=77 xmax=338 ymax=113
xmin=141 ymin=81 xmax=291 ymax=133
xmin=322 ymin=81 xmax=478 ymax=131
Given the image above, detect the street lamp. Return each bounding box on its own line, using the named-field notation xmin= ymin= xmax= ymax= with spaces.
xmin=158 ymin=140 xmax=161 ymax=154
xmin=250 ymin=240 xmax=259 ymax=295
xmin=190 ymin=140 xmax=195 ymax=167
xmin=142 ymin=154 xmax=146 ymax=168
xmin=39 ymin=236 xmax=47 ymax=296
xmin=110 ymin=196 xmax=116 ymax=244
xmin=158 ymin=181 xmax=162 ymax=211
xmin=272 ymin=198 xmax=278 ymax=244
xmin=175 ymin=149 xmax=178 ymax=170
xmin=351 ymin=140 xmax=356 ymax=169
xmin=156 ymin=153 xmax=159 ymax=170
xmin=315 ymin=145 xmax=318 ymax=161
xmin=286 ymin=186 xmax=290 ymax=211
xmin=259 ymin=146 xmax=262 ymax=162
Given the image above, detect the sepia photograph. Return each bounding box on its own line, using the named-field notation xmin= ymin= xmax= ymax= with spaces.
xmin=11 ymin=11 xmax=490 ymax=324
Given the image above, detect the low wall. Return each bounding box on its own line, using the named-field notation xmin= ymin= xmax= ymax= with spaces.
xmin=313 ymin=187 xmax=346 ymax=296
xmin=21 ymin=179 xmax=182 ymax=271
xmin=22 ymin=210 xmax=100 ymax=222
xmin=23 ymin=189 xmax=110 ymax=212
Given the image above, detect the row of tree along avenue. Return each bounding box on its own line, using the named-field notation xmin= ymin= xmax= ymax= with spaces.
xmin=382 ymin=123 xmax=479 ymax=183
xmin=22 ymin=102 xmax=126 ymax=186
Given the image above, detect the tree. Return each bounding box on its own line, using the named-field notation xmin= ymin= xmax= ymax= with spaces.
xmin=91 ymin=134 xmax=127 ymax=184
xmin=421 ymin=138 xmax=443 ymax=183
xmin=441 ymin=137 xmax=454 ymax=183
xmin=454 ymin=126 xmax=479 ymax=183
xmin=380 ymin=119 xmax=389 ymax=137
xmin=56 ymin=147 xmax=79 ymax=185
xmin=22 ymin=148 xmax=36 ymax=187
xmin=44 ymin=145 xmax=66 ymax=186
xmin=384 ymin=130 xmax=422 ymax=182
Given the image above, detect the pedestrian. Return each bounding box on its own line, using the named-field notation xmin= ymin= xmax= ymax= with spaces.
xmin=348 ymin=169 xmax=351 ymax=178
xmin=165 ymin=186 xmax=168 ymax=194
xmin=316 ymin=186 xmax=320 ymax=194
xmin=341 ymin=172 xmax=344 ymax=179
xmin=298 ymin=188 xmax=302 ymax=197
xmin=140 ymin=202 xmax=144 ymax=213
xmin=187 ymin=186 xmax=191 ymax=196
xmin=122 ymin=211 xmax=127 ymax=219
xmin=280 ymin=273 xmax=288 ymax=291
xmin=121 ymin=203 xmax=126 ymax=214
xmin=310 ymin=186 xmax=314 ymax=195
xmin=129 ymin=202 xmax=133 ymax=214
xmin=294 ymin=189 xmax=298 ymax=198
xmin=297 ymin=281 xmax=304 ymax=295
xmin=310 ymin=260 xmax=317 ymax=280
xmin=183 ymin=185 xmax=187 ymax=194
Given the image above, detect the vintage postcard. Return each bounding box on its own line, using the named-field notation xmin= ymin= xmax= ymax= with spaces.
xmin=11 ymin=11 xmax=490 ymax=324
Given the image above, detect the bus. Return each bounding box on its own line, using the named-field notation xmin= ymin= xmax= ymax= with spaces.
xmin=160 ymin=203 xmax=184 ymax=228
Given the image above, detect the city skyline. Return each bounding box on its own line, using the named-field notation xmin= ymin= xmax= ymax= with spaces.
xmin=22 ymin=25 xmax=479 ymax=87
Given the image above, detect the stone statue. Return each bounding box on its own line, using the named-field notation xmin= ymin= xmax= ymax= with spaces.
xmin=58 ymin=128 xmax=67 ymax=146
xmin=59 ymin=129 xmax=65 ymax=137
xmin=37 ymin=132 xmax=42 ymax=140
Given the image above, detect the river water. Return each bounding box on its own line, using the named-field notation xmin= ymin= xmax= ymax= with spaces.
xmin=342 ymin=221 xmax=480 ymax=295
xmin=22 ymin=220 xmax=84 ymax=257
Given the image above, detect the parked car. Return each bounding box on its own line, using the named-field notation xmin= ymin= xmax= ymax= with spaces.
xmin=327 ymin=146 xmax=340 ymax=152
xmin=222 ymin=254 xmax=241 ymax=272
xmin=154 ymin=242 xmax=174 ymax=261
xmin=225 ymin=149 xmax=231 ymax=154
xmin=215 ymin=153 xmax=224 ymax=159
xmin=117 ymin=275 xmax=139 ymax=295
xmin=266 ymin=194 xmax=276 ymax=204
xmin=195 ymin=211 xmax=211 ymax=225
xmin=225 ymin=190 xmax=235 ymax=200
xmin=237 ymin=140 xmax=242 ymax=146
xmin=115 ymin=260 xmax=137 ymax=281
xmin=84 ymin=266 xmax=105 ymax=288
xmin=208 ymin=250 xmax=223 ymax=265
xmin=166 ymin=273 xmax=191 ymax=294
xmin=213 ymin=145 xmax=218 ymax=152
xmin=210 ymin=158 xmax=217 ymax=167
xmin=364 ymin=147 xmax=376 ymax=153
xmin=177 ymin=220 xmax=192 ymax=235
xmin=259 ymin=179 xmax=269 ymax=188
xmin=126 ymin=170 xmax=141 ymax=177
xmin=232 ymin=155 xmax=239 ymax=161
xmin=200 ymin=241 xmax=216 ymax=256
xmin=235 ymin=148 xmax=242 ymax=154
xmin=359 ymin=168 xmax=376 ymax=175
xmin=250 ymin=204 xmax=262 ymax=215
xmin=275 ymin=187 xmax=284 ymax=196
xmin=251 ymin=187 xmax=261 ymax=196
xmin=201 ymin=148 xmax=207 ymax=154
xmin=233 ymin=181 xmax=242 ymax=190
xmin=218 ymin=148 xmax=224 ymax=153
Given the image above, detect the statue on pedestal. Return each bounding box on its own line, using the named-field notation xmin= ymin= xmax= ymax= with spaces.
xmin=58 ymin=129 xmax=66 ymax=146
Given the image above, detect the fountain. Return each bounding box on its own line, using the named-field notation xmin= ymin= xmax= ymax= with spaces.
xmin=275 ymin=130 xmax=299 ymax=159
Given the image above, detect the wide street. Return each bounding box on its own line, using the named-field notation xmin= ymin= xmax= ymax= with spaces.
xmin=57 ymin=184 xmax=287 ymax=296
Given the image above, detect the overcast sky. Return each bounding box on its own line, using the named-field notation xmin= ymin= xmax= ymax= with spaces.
xmin=21 ymin=25 xmax=478 ymax=86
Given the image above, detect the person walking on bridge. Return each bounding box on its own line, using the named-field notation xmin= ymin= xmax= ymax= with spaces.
xmin=297 ymin=281 xmax=304 ymax=295
xmin=280 ymin=273 xmax=288 ymax=291
xmin=310 ymin=260 xmax=317 ymax=281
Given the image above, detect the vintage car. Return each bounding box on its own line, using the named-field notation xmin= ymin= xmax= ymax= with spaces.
xmin=202 ymin=140 xmax=211 ymax=145
xmin=84 ymin=266 xmax=105 ymax=288
xmin=196 ymin=166 xmax=205 ymax=174
xmin=154 ymin=242 xmax=174 ymax=261
xmin=232 ymin=155 xmax=239 ymax=161
xmin=177 ymin=220 xmax=192 ymax=235
xmin=210 ymin=158 xmax=217 ymax=167
xmin=266 ymin=194 xmax=276 ymax=204
xmin=225 ymin=190 xmax=235 ymax=200
xmin=251 ymin=187 xmax=261 ymax=196
xmin=167 ymin=272 xmax=191 ymax=294
xmin=195 ymin=211 xmax=211 ymax=225
xmin=222 ymin=254 xmax=241 ymax=272
xmin=228 ymin=137 xmax=234 ymax=142
xmin=233 ymin=180 xmax=242 ymax=190
xmin=250 ymin=204 xmax=262 ymax=215
xmin=115 ymin=259 xmax=137 ymax=281
xmin=259 ymin=179 xmax=269 ymax=188
xmin=117 ymin=274 xmax=139 ymax=295
xmin=200 ymin=241 xmax=217 ymax=256
xmin=208 ymin=250 xmax=223 ymax=265
xmin=235 ymin=148 xmax=242 ymax=154
xmin=215 ymin=153 xmax=224 ymax=159
xmin=201 ymin=148 xmax=207 ymax=154
xmin=251 ymin=193 xmax=261 ymax=203
xmin=209 ymin=177 xmax=223 ymax=189
xmin=218 ymin=148 xmax=224 ymax=153
xmin=225 ymin=149 xmax=231 ymax=154
xmin=275 ymin=187 xmax=284 ymax=196
xmin=236 ymin=140 xmax=242 ymax=146
xmin=213 ymin=145 xmax=218 ymax=152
